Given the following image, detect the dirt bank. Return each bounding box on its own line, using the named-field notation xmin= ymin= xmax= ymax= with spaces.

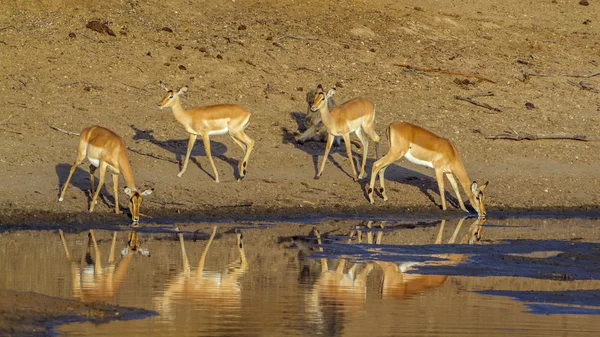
xmin=0 ymin=0 xmax=599 ymax=224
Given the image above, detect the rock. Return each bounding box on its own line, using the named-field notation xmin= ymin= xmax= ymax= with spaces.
xmin=86 ymin=20 xmax=115 ymax=37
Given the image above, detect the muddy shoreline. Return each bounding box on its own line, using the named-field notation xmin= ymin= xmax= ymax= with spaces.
xmin=2 ymin=205 xmax=600 ymax=228
xmin=0 ymin=289 xmax=156 ymax=336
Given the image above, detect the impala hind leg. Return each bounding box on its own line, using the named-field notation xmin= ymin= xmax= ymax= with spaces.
xmin=316 ymin=134 xmax=335 ymax=179
xmin=58 ymin=151 xmax=87 ymax=202
xmin=355 ymin=127 xmax=369 ymax=180
xmin=178 ymin=134 xmax=197 ymax=178
xmin=367 ymin=151 xmax=402 ymax=204
xmin=446 ymin=173 xmax=468 ymax=212
xmin=201 ymin=134 xmax=219 ymax=183
xmin=435 ymin=168 xmax=447 ymax=211
xmin=231 ymin=131 xmax=254 ymax=181
xmin=342 ymin=133 xmax=358 ymax=180
xmin=89 ymin=162 xmax=108 ymax=212
xmin=89 ymin=164 xmax=97 ymax=198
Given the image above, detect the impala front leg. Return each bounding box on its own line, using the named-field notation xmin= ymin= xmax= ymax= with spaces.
xmin=435 ymin=168 xmax=447 ymax=211
xmin=178 ymin=134 xmax=197 ymax=178
xmin=316 ymin=134 xmax=335 ymax=179
xmin=342 ymin=133 xmax=358 ymax=181
xmin=201 ymin=134 xmax=219 ymax=183
xmin=112 ymin=173 xmax=120 ymax=214
xmin=89 ymin=162 xmax=108 ymax=212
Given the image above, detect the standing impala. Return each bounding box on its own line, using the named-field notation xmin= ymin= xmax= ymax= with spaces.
xmin=58 ymin=125 xmax=153 ymax=225
xmin=367 ymin=122 xmax=488 ymax=217
xmin=157 ymin=83 xmax=255 ymax=182
xmin=310 ymin=84 xmax=380 ymax=181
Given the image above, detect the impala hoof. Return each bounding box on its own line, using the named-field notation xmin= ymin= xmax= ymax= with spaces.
xmin=314 ymin=175 xmax=320 ymax=180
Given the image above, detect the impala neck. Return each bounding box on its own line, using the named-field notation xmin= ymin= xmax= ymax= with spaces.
xmin=119 ymin=151 xmax=137 ymax=192
xmin=317 ymin=102 xmax=334 ymax=129
xmin=453 ymin=160 xmax=476 ymax=204
xmin=170 ymin=96 xmax=188 ymax=124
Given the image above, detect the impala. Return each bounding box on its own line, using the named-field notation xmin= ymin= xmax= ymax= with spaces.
xmin=310 ymin=84 xmax=380 ymax=181
xmin=374 ymin=217 xmax=485 ymax=299
xmin=154 ymin=227 xmax=248 ymax=319
xmin=59 ymin=229 xmax=148 ymax=302
xmin=157 ymin=83 xmax=255 ymax=182
xmin=367 ymin=122 xmax=488 ymax=217
xmin=297 ymin=87 xmax=337 ymax=144
xmin=58 ymin=125 xmax=153 ymax=225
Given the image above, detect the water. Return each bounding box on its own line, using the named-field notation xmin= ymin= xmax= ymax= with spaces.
xmin=1 ymin=216 xmax=599 ymax=336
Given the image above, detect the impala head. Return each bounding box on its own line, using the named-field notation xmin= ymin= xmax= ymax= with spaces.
xmin=310 ymin=84 xmax=336 ymax=112
xmin=467 ymin=217 xmax=486 ymax=244
xmin=470 ymin=181 xmax=489 ymax=218
xmin=158 ymin=82 xmax=187 ymax=109
xmin=124 ymin=187 xmax=153 ymax=225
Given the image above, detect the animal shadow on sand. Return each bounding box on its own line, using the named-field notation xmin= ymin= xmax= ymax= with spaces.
xmin=55 ymin=163 xmax=118 ymax=211
xmin=363 ymin=162 xmax=464 ymax=211
xmin=283 ymin=111 xmax=372 ymax=181
xmin=130 ymin=125 xmax=242 ymax=181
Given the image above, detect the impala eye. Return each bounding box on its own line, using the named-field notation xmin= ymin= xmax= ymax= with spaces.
xmin=168 ymin=95 xmax=173 ymax=99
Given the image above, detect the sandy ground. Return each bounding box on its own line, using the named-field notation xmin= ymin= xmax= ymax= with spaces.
xmin=0 ymin=0 xmax=599 ymax=333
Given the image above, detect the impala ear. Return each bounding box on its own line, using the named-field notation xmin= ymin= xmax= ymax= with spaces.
xmin=317 ymin=84 xmax=323 ymax=90
xmin=124 ymin=187 xmax=133 ymax=196
xmin=479 ymin=181 xmax=489 ymax=191
xmin=176 ymin=86 xmax=188 ymax=96
xmin=326 ymin=88 xmax=336 ymax=98
xmin=160 ymin=81 xmax=169 ymax=91
xmin=141 ymin=188 xmax=154 ymax=196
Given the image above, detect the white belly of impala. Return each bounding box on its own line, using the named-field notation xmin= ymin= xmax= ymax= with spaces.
xmin=209 ymin=127 xmax=229 ymax=136
xmin=404 ymin=150 xmax=434 ymax=168
xmin=88 ymin=158 xmax=100 ymax=167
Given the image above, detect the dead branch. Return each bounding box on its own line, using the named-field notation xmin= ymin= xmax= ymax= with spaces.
xmin=523 ymin=71 xmax=600 ymax=81
xmin=394 ymin=63 xmax=496 ymax=83
xmin=484 ymin=129 xmax=600 ymax=141
xmin=567 ymin=80 xmax=599 ymax=93
xmin=454 ymin=95 xmax=502 ymax=113
xmin=49 ymin=125 xmax=80 ymax=136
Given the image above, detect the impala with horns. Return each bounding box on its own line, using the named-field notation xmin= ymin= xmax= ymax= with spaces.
xmin=310 ymin=84 xmax=380 ymax=181
xmin=58 ymin=125 xmax=153 ymax=225
xmin=157 ymin=83 xmax=255 ymax=182
xmin=367 ymin=122 xmax=488 ymax=217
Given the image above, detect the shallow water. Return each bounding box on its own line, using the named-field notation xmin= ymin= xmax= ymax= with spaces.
xmin=1 ymin=216 xmax=599 ymax=336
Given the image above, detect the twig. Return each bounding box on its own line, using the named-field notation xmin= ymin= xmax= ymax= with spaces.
xmin=471 ymin=91 xmax=495 ymax=98
xmin=119 ymin=81 xmax=148 ymax=92
xmin=296 ymin=66 xmax=320 ymax=73
xmin=394 ymin=63 xmax=495 ymax=83
xmin=484 ymin=129 xmax=600 ymax=141
xmin=49 ymin=125 xmax=80 ymax=136
xmin=523 ymin=71 xmax=600 ymax=81
xmin=0 ymin=127 xmax=22 ymax=135
xmin=280 ymin=35 xmax=331 ymax=45
xmin=126 ymin=146 xmax=179 ymax=163
xmin=567 ymin=80 xmax=599 ymax=93
xmin=454 ymin=95 xmax=502 ymax=113
xmin=214 ymin=201 xmax=253 ymax=208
